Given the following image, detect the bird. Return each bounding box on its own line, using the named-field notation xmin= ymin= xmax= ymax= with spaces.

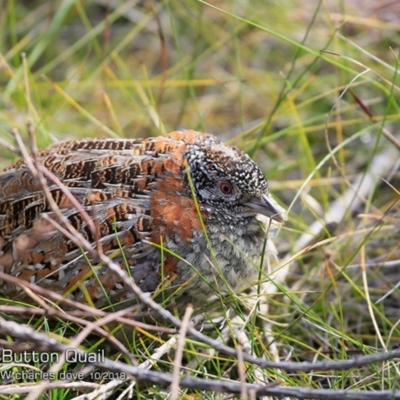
xmin=0 ymin=130 xmax=285 ymax=310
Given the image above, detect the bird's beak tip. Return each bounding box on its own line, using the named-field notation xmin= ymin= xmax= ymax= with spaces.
xmin=245 ymin=193 xmax=286 ymax=224
xmin=272 ymin=211 xmax=286 ymax=224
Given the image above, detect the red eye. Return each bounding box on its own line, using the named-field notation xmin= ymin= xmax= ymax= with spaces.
xmin=219 ymin=182 xmax=233 ymax=195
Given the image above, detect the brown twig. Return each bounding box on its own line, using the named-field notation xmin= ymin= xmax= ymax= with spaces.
xmin=170 ymin=304 xmax=193 ymax=400
xmin=0 ymin=275 xmax=175 ymax=334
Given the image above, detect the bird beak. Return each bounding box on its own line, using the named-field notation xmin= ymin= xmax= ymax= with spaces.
xmin=244 ymin=193 xmax=286 ymax=223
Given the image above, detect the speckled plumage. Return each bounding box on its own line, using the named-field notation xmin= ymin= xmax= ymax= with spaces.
xmin=0 ymin=130 xmax=285 ymax=309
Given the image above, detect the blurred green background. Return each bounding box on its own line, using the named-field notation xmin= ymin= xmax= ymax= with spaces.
xmin=0 ymin=1 xmax=399 ymax=396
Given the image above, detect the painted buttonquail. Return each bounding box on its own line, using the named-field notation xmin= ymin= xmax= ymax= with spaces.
xmin=0 ymin=130 xmax=285 ymax=309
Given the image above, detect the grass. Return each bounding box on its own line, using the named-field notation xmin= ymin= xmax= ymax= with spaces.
xmin=0 ymin=0 xmax=400 ymax=399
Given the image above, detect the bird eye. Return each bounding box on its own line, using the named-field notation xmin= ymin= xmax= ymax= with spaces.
xmin=219 ymin=181 xmax=233 ymax=195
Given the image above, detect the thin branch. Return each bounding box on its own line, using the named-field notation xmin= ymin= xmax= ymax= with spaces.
xmin=1 ymin=315 xmax=399 ymax=374
xmin=1 ymin=313 xmax=399 ymax=399
xmin=170 ymin=305 xmax=193 ymax=400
